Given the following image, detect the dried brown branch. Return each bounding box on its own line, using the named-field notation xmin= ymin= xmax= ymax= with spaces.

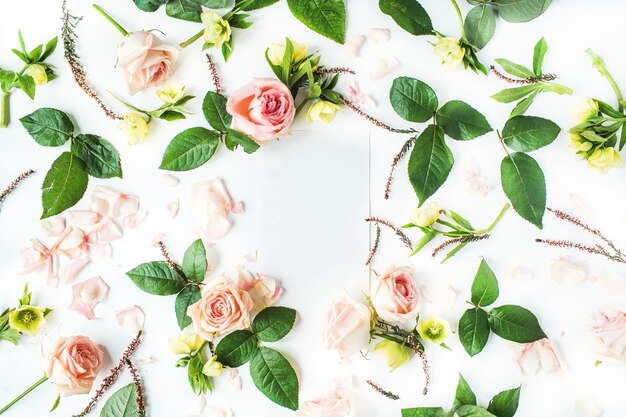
xmin=366 ymin=224 xmax=381 ymax=266
xmin=431 ymin=234 xmax=491 ymax=258
xmin=366 ymin=380 xmax=400 ymax=400
xmin=205 ymin=53 xmax=223 ymax=96
xmin=0 ymin=169 xmax=34 ymax=204
xmin=490 ymin=65 xmax=558 ymax=84
xmin=315 ymin=67 xmax=356 ymax=76
xmin=340 ymin=96 xmax=416 ymax=134
xmin=366 ymin=217 xmax=412 ymax=249
xmin=385 ymin=136 xmax=417 ymax=199
xmin=127 ymin=360 xmax=146 ymax=417
xmin=156 ymin=240 xmax=177 ymax=270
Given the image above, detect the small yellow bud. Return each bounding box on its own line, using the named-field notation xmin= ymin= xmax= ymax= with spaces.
xmin=168 ymin=332 xmax=204 ymax=355
xmin=410 ymin=201 xmax=440 ymax=227
xmin=202 ymin=355 xmax=223 ymax=377
xmin=306 ymin=100 xmax=341 ymax=124
xmin=267 ymin=39 xmax=308 ymax=66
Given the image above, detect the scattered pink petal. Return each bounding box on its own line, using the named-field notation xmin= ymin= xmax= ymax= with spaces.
xmin=42 ymin=217 xmax=66 ymax=237
xmin=243 ymin=251 xmax=257 ymax=263
xmin=368 ymin=28 xmax=390 ymax=44
xmin=590 ymin=269 xmax=626 ymax=294
xmin=68 ymin=210 xmax=102 ymax=227
xmin=192 ymin=179 xmax=232 ymax=218
xmin=58 ymin=257 xmax=90 ymax=285
xmin=123 ymin=209 xmax=148 ymax=228
xmin=369 ymin=55 xmax=399 ymax=80
xmin=90 ymin=198 xmax=109 ymax=215
xmin=568 ymin=193 xmax=594 ymax=220
xmin=116 ymin=305 xmax=145 ymax=334
xmin=550 ymin=257 xmax=587 ymax=287
xmin=235 ymin=269 xmax=283 ymax=313
xmin=69 ymin=276 xmax=109 ymax=320
xmin=227 ymin=368 xmax=242 ymax=390
xmin=228 ymin=201 xmax=245 ymax=215
xmin=85 ymin=241 xmax=112 ymax=260
xmin=166 ymin=200 xmax=180 ymax=218
xmin=513 ymin=339 xmax=565 ymax=375
xmin=92 ymin=186 xmax=141 ymax=218
xmin=94 ymin=219 xmax=123 ymax=242
xmin=344 ymin=35 xmax=364 ymax=58
xmin=463 ymin=162 xmax=491 ymax=197
xmin=136 ymin=356 xmax=156 ymax=365
xmin=343 ymin=80 xmax=376 ymax=108
xmin=205 ymin=216 xmax=231 ymax=240
xmin=589 ymin=307 xmax=626 ymax=361
xmin=161 ymin=174 xmax=180 ymax=187
xmin=510 ymin=265 xmax=534 ymax=281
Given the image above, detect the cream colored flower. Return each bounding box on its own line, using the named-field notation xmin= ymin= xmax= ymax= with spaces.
xmin=267 ymin=39 xmax=308 ymax=66
xmin=587 ymin=147 xmax=624 ymax=173
xmin=169 ymin=332 xmax=204 ymax=355
xmin=374 ymin=340 xmax=411 ymax=370
xmin=569 ymin=133 xmax=593 ymax=153
xmin=156 ymin=82 xmax=185 ymax=104
xmin=118 ymin=112 xmax=149 ymax=145
xmin=434 ymin=37 xmax=465 ymax=71
xmin=8 ymin=305 xmax=46 ymax=336
xmin=201 ymin=12 xmax=231 ymax=49
xmin=417 ymin=316 xmax=452 ymax=344
xmin=202 ymin=355 xmax=223 ymax=377
xmin=24 ymin=64 xmax=47 ymax=85
xmin=575 ymin=98 xmax=599 ymax=124
xmin=410 ymin=201 xmax=440 ymax=227
xmin=306 ymin=100 xmax=341 ymax=124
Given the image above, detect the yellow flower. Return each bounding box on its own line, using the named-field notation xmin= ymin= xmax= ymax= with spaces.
xmin=267 ymin=39 xmax=308 ymax=66
xmin=118 ymin=112 xmax=149 ymax=145
xmin=587 ymin=147 xmax=624 ymax=173
xmin=434 ymin=37 xmax=465 ymax=71
xmin=374 ymin=340 xmax=411 ymax=370
xmin=168 ymin=332 xmax=204 ymax=355
xmin=24 ymin=64 xmax=48 ymax=85
xmin=575 ymin=98 xmax=599 ymax=124
xmin=8 ymin=305 xmax=46 ymax=336
xmin=410 ymin=201 xmax=440 ymax=227
xmin=156 ymin=82 xmax=185 ymax=104
xmin=569 ymin=133 xmax=593 ymax=154
xmin=306 ymin=100 xmax=341 ymax=124
xmin=417 ymin=316 xmax=452 ymax=345
xmin=202 ymin=355 xmax=223 ymax=377
xmin=201 ymin=12 xmax=231 ymax=50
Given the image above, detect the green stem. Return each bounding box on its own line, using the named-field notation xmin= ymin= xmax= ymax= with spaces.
xmin=180 ymin=29 xmax=204 ymax=49
xmin=586 ymin=48 xmax=625 ymax=112
xmin=0 ymin=92 xmax=9 ymax=128
xmin=476 ymin=203 xmax=510 ymax=234
xmin=0 ymin=375 xmax=48 ymax=414
xmin=450 ymin=0 xmax=465 ymax=38
xmin=92 ymin=4 xmax=128 ymax=37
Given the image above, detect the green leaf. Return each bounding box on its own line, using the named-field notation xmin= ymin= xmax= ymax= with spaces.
xmin=497 ymin=0 xmax=553 ymax=23
xmin=500 ymin=152 xmax=546 ymax=228
xmin=456 ymin=405 xmax=498 ymax=417
xmin=451 ymin=375 xmax=477 ymax=413
xmin=166 ymin=0 xmax=202 ymax=22
xmin=17 ymin=75 xmax=35 ymax=99
xmin=379 ymin=0 xmax=433 ymax=36
xmin=182 ymin=239 xmax=207 ymax=283
xmin=132 ymin=0 xmax=167 ymax=12
xmin=408 ymin=125 xmax=453 ymax=206
xmin=71 ymin=134 xmax=122 ymax=178
xmin=215 ymin=330 xmax=259 ymax=367
xmin=494 ymin=58 xmax=535 ymax=78
xmin=491 ymin=85 xmax=538 ymax=104
xmin=225 ymin=128 xmax=260 ymax=153
xmin=287 ymin=0 xmax=346 ymax=44
xmin=126 ymin=261 xmax=185 ymax=295
xmin=100 ymin=383 xmax=140 ymax=417
xmin=471 ymin=259 xmax=499 ymax=307
xmin=20 ymin=108 xmax=74 ymax=147
xmin=250 ymin=347 xmax=299 ymax=410
xmin=510 ymin=88 xmax=540 ymax=117
xmin=160 ymin=127 xmax=220 ymax=171
xmin=390 ymin=77 xmax=437 ymax=122
xmin=41 ymin=152 xmax=88 ymax=219
xmin=239 ymin=0 xmax=280 ymax=10
xmin=540 ymin=82 xmax=573 ymax=95
xmin=437 ymin=100 xmax=492 ymax=141
xmin=159 ymin=110 xmax=186 ymax=121
xmin=40 ymin=37 xmax=58 ymax=61
xmin=459 ymin=308 xmax=490 ymax=357
xmin=488 ymin=305 xmax=547 ymax=343
xmin=202 ymin=91 xmax=232 ymax=131
xmin=463 ymin=5 xmax=496 ymax=50
xmin=533 ymin=37 xmax=548 ymax=76
xmin=199 ymin=0 xmax=227 ymax=6
xmin=401 ymin=408 xmax=446 ymax=417
xmin=175 ymin=285 xmax=201 ymax=329
xmin=252 ymin=307 xmax=297 ymax=342
xmin=487 ymin=386 xmax=521 ymax=417
xmin=502 ymin=116 xmax=560 ymax=152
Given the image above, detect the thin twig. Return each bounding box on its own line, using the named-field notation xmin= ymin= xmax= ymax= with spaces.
xmin=385 ymin=136 xmax=417 ymax=199
xmin=366 ymin=217 xmax=412 ymax=249
xmin=366 ymin=380 xmax=400 ymax=400
xmin=205 ymin=53 xmax=223 ymax=96
xmin=62 ymin=1 xmax=121 ymax=120
xmin=366 ymin=224 xmax=381 ymax=266
xmin=0 ymin=169 xmax=34 ymax=204
xmin=431 ymin=235 xmax=491 ymax=258
xmin=490 ymin=65 xmax=558 ymax=84
xmin=340 ymin=96 xmax=416 ymax=134
xmin=315 ymin=67 xmax=356 ymax=76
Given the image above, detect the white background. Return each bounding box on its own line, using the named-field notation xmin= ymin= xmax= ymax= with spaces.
xmin=1 ymin=0 xmax=626 ymax=416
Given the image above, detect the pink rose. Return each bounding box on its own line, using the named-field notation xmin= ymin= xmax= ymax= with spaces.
xmin=116 ymin=31 xmax=178 ymax=94
xmin=188 ymin=278 xmax=253 ymax=341
xmin=371 ymin=265 xmax=420 ymax=323
xmin=590 ymin=307 xmax=626 ymax=361
xmin=296 ymin=380 xmax=353 ymax=417
xmin=323 ymin=290 xmax=371 ymax=359
xmin=234 ymin=269 xmax=284 ymax=314
xmin=46 ymin=335 xmax=104 ymax=396
xmin=226 ymin=78 xmax=295 ymax=142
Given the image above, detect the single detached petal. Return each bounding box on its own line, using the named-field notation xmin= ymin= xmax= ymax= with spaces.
xmin=463 ymin=162 xmax=491 ymax=197
xmin=243 ymin=250 xmax=257 ymax=263
xmin=344 ymin=35 xmax=364 ymax=58
xmin=122 ymin=209 xmax=148 ymax=228
xmin=368 ymin=28 xmax=390 ymax=44
xmin=369 ymin=56 xmax=399 ymax=80
xmin=116 ymin=305 xmax=145 ymax=334
xmin=42 ymin=217 xmax=66 ymax=237
xmin=69 ymin=276 xmax=109 ymax=319
xmin=166 ymin=200 xmax=180 ymax=218
xmin=161 ymin=173 xmax=180 ymax=187
xmin=227 ymin=368 xmax=242 ymax=390
xmin=228 ymin=201 xmax=245 ymax=215
xmin=550 ymin=257 xmax=587 ymax=287
xmin=510 ymin=265 xmax=534 ymax=281
xmin=589 ymin=269 xmax=626 ymax=294
xmin=205 ymin=216 xmax=231 ymax=240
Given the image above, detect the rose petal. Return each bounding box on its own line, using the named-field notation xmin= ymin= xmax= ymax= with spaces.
xmin=228 ymin=368 xmax=242 ymax=390
xmin=229 ymin=201 xmax=245 ymax=215
xmin=369 ymin=56 xmax=399 ymax=80
xmin=166 ymin=200 xmax=180 ymax=218
xmin=123 ymin=209 xmax=147 ymax=228
xmin=205 ymin=216 xmax=231 ymax=240
xmin=42 ymin=217 xmax=66 ymax=237
xmin=589 ymin=269 xmax=626 ymax=294
xmin=116 ymin=305 xmax=145 ymax=334
xmin=58 ymin=257 xmax=90 ymax=285
xmin=343 ymin=80 xmax=376 ymax=108
xmin=463 ymin=162 xmax=491 ymax=197
xmin=368 ymin=28 xmax=390 ymax=44
xmin=161 ymin=174 xmax=180 ymax=187
xmin=192 ymin=179 xmax=232 ymax=218
xmin=510 ymin=265 xmax=534 ymax=281
xmin=69 ymin=276 xmax=109 ymax=320
xmin=68 ymin=210 xmax=102 ymax=227
xmin=513 ymin=339 xmax=565 ymax=375
xmin=344 ymin=35 xmax=364 ymax=58
xmin=244 ymin=251 xmax=257 ymax=263
xmin=550 ymin=257 xmax=587 ymax=287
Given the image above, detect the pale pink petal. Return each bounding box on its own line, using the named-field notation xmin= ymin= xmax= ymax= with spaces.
xmin=90 ymin=198 xmax=110 ymax=215
xmin=116 ymin=195 xmax=140 ymax=217
xmin=244 ymin=251 xmax=257 ymax=263
xmin=87 ymin=242 xmax=112 ymax=260
xmin=58 ymin=257 xmax=89 ymax=285
xmin=228 ymin=201 xmax=245 ymax=215
xmin=589 ymin=269 xmax=626 ymax=294
xmin=248 ymin=273 xmax=284 ymax=313
xmin=20 ymin=240 xmax=49 ymax=274
xmin=343 ymin=80 xmax=376 ymax=108
xmin=344 ymin=35 xmax=364 ymax=58
xmin=42 ymin=217 xmax=66 ymax=237
xmin=94 ymin=219 xmax=123 ymax=241
xmin=68 ymin=210 xmax=102 ymax=227
xmin=69 ymin=276 xmax=109 ymax=319
xmin=463 ymin=162 xmax=491 ymax=197
xmin=568 ymin=193 xmax=594 ymax=220
xmin=56 ymin=227 xmax=86 ymax=255
xmin=136 ymin=357 xmax=156 ymax=365
xmin=205 ymin=216 xmax=231 ymax=240
xmin=192 ymin=179 xmax=232 ymax=218
xmin=161 ymin=173 xmax=180 ymax=187
xmin=513 ymin=339 xmax=565 ymax=375
xmin=123 ymin=209 xmax=148 ymax=228
xmin=166 ymin=200 xmax=179 ymax=218
xmin=369 ymin=56 xmax=399 ymax=80
xmin=228 ymin=368 xmax=242 ymax=390
xmin=368 ymin=28 xmax=390 ymax=44
xmin=550 ymin=257 xmax=587 ymax=287
xmin=510 ymin=265 xmax=533 ymax=281
xmin=116 ymin=305 xmax=145 ymax=334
